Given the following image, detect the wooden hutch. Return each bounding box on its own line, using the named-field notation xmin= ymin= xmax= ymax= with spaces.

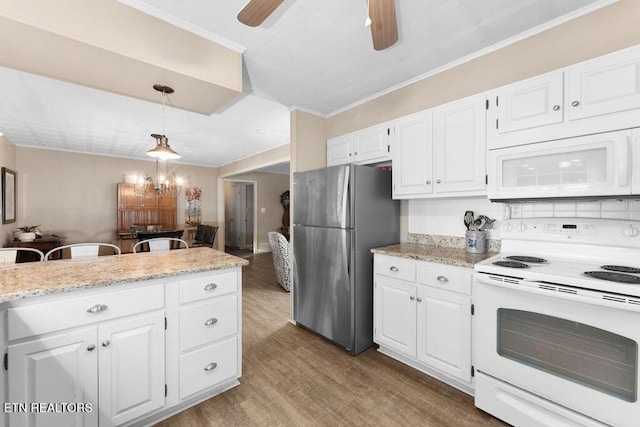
xmin=116 ymin=183 xmax=177 ymax=252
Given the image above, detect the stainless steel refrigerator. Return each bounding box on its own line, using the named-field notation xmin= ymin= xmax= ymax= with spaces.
xmin=292 ymin=164 xmax=400 ymax=355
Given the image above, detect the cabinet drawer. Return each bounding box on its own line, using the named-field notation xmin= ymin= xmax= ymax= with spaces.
xmin=8 ymin=284 xmax=164 ymax=341
xmin=375 ymin=256 xmax=416 ymax=282
xmin=179 ymin=271 xmax=238 ymax=304
xmin=179 ymin=294 xmax=238 ymax=352
xmin=179 ymin=336 xmax=238 ymax=399
xmin=417 ymin=264 xmax=472 ymax=295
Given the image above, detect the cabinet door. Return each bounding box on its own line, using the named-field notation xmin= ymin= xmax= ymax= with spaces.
xmin=416 ymin=286 xmax=471 ymax=383
xmin=633 ymin=128 xmax=640 ymax=195
xmin=354 ymin=124 xmax=391 ymax=164
xmin=98 ymin=311 xmax=165 ymax=426
xmin=567 ymin=45 xmax=640 ymax=121
xmin=392 ymin=110 xmax=433 ymax=197
xmin=8 ymin=328 xmax=98 ymax=427
xmin=374 ymin=276 xmax=416 ymax=357
xmin=118 ymin=183 xmax=141 ymax=209
xmin=434 ymin=94 xmax=486 ymax=194
xmin=327 ymin=134 xmax=353 ymax=166
xmin=490 ymin=71 xmax=563 ymax=136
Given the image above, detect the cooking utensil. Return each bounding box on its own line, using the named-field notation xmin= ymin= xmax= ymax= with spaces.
xmin=464 ymin=211 xmax=474 ymax=230
xmin=473 ymin=218 xmax=483 ymax=231
xmin=483 ymin=219 xmax=496 ymax=230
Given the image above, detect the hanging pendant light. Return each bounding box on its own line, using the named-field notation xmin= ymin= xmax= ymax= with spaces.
xmin=146 ymin=84 xmax=181 ymax=160
xmin=132 ymin=84 xmax=183 ymax=198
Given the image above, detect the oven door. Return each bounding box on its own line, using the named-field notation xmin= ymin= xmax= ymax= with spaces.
xmin=475 ymin=274 xmax=640 ymax=427
xmin=488 ymin=129 xmax=630 ymax=200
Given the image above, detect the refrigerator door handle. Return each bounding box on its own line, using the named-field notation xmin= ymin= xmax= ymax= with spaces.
xmin=342 ymin=231 xmax=350 ymax=277
xmin=341 ymin=166 xmax=350 ymax=228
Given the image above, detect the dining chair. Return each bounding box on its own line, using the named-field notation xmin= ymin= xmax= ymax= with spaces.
xmin=0 ymin=247 xmax=45 ymax=265
xmin=44 ymin=243 xmax=121 ymax=261
xmin=191 ymin=225 xmax=218 ymax=248
xmin=133 ymin=237 xmax=189 ymax=253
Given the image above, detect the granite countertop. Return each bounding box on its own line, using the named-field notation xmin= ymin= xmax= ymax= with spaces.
xmin=371 ymin=243 xmax=496 ymax=268
xmin=0 ymin=247 xmax=249 ymax=304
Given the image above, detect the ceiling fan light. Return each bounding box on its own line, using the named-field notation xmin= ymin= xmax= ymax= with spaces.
xmin=146 ymin=134 xmax=181 ymax=160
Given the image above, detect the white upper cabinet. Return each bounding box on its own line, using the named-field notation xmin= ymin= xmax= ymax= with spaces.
xmin=354 ymin=123 xmax=392 ymax=164
xmin=489 ymin=71 xmax=564 ymax=137
xmin=567 ymin=47 xmax=640 ymax=121
xmin=434 ymin=93 xmax=487 ymax=194
xmin=393 ymin=94 xmax=486 ymax=199
xmin=327 ymin=124 xmax=392 ymax=167
xmin=326 ymin=134 xmax=354 ymax=166
xmin=392 ymin=110 xmax=433 ymax=197
xmin=488 ymin=44 xmax=640 ymax=149
xmin=633 ymin=129 xmax=640 ymax=195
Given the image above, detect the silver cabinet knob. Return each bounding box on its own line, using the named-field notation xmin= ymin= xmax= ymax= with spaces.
xmin=571 ymin=101 xmax=580 ymax=107
xmin=204 ymin=318 xmax=218 ymax=326
xmin=436 ymin=179 xmax=441 ymax=184
xmin=553 ymin=105 xmax=560 ymax=111
xmin=426 ymin=180 xmax=431 ymax=185
xmin=416 ymin=297 xmax=422 ymax=302
xmin=87 ymin=344 xmax=96 ymax=352
xmin=354 ymin=151 xmax=358 ymax=155
xmin=204 ymin=362 xmax=218 ymax=372
xmin=204 ymin=283 xmax=217 ymax=291
xmin=87 ymin=304 xmax=108 ymax=314
xmin=409 ymin=295 xmax=415 ymax=300
xmin=389 ymin=266 xmax=399 ymax=272
xmin=437 ymin=275 xmax=449 ymax=283
xmin=101 ymin=340 xmax=110 ymax=347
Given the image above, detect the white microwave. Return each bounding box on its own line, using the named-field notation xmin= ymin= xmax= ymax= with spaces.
xmin=488 ymin=130 xmax=631 ymax=200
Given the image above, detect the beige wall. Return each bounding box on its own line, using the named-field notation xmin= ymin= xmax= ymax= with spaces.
xmin=224 ymin=172 xmax=290 ymax=253
xmin=14 ymin=147 xmax=218 ymax=245
xmin=217 ymin=144 xmax=290 ymax=178
xmin=291 ymin=110 xmax=326 ymax=174
xmin=326 ymin=0 xmax=640 ymax=138
xmin=0 ymin=136 xmax=17 ymax=244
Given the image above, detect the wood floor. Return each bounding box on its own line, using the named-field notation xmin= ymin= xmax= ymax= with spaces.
xmin=157 ymin=253 xmax=505 ymax=426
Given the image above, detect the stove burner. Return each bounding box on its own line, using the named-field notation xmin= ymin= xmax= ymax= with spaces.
xmin=601 ymin=265 xmax=640 ymax=274
xmin=583 ymin=271 xmax=640 ymax=284
xmin=505 ymin=256 xmax=548 ymax=264
xmin=493 ymin=260 xmax=530 ymax=269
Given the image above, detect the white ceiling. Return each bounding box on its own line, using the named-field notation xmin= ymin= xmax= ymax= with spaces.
xmin=0 ymin=0 xmax=605 ymax=168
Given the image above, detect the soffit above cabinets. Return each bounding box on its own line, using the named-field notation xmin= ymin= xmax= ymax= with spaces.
xmin=0 ymin=0 xmax=243 ymax=115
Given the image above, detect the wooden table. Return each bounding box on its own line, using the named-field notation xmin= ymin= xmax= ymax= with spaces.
xmin=7 ymin=236 xmax=63 ymax=262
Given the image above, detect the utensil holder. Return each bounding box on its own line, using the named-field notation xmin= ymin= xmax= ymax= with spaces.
xmin=465 ymin=230 xmax=486 ymax=254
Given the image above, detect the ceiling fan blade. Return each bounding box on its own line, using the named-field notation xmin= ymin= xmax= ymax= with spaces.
xmin=369 ymin=0 xmax=398 ymax=51
xmin=237 ymin=0 xmax=284 ymax=27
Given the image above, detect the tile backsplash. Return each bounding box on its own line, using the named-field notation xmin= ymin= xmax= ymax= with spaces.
xmin=408 ymin=197 xmax=640 ymax=240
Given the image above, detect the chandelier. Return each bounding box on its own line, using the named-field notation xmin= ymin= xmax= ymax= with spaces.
xmin=133 ymin=84 xmax=183 ymax=198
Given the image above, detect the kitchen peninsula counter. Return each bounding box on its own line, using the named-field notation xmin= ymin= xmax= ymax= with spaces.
xmin=371 ymin=243 xmax=496 ymax=268
xmin=0 ymin=247 xmax=249 ymax=304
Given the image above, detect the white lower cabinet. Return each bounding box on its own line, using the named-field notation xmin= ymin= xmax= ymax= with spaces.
xmin=374 ymin=254 xmax=473 ymax=393
xmin=3 ymin=267 xmax=243 ymax=426
xmin=165 ymin=269 xmax=242 ymax=406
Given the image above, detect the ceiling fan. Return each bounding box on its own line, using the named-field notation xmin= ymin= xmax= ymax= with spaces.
xmin=237 ymin=0 xmax=398 ymax=51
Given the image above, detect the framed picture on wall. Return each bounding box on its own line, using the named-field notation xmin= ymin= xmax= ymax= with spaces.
xmin=2 ymin=167 xmax=16 ymax=224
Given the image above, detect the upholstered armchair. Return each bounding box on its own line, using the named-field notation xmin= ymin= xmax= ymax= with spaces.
xmin=267 ymin=231 xmax=290 ymax=292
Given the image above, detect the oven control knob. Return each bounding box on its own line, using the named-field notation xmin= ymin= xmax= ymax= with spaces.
xmin=621 ymin=225 xmax=640 ymax=238
xmin=516 ymin=222 xmax=527 ymax=232
xmin=502 ymin=222 xmax=514 ymax=232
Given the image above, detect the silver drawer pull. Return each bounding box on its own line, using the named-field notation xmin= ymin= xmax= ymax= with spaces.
xmin=204 ymin=318 xmax=218 ymax=326
xmin=87 ymin=304 xmax=108 ymax=314
xmin=409 ymin=295 xmax=415 ymax=301
xmin=102 ymin=340 xmax=110 ymax=348
xmin=204 ymin=362 xmax=218 ymax=372
xmin=389 ymin=266 xmax=399 ymax=272
xmin=204 ymin=283 xmax=218 ymax=291
xmin=87 ymin=344 xmax=96 ymax=352
xmin=437 ymin=275 xmax=449 ymax=283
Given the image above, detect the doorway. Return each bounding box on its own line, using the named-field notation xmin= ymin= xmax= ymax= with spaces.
xmin=224 ymin=180 xmax=257 ymax=255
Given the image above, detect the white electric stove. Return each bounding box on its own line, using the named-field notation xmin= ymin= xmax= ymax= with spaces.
xmin=474 ymin=217 xmax=640 ymax=427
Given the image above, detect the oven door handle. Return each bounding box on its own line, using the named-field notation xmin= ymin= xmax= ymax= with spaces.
xmin=475 ymin=274 xmax=640 ymax=312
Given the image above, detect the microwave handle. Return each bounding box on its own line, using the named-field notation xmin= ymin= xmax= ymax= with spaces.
xmin=617 ymin=136 xmax=629 ymax=187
